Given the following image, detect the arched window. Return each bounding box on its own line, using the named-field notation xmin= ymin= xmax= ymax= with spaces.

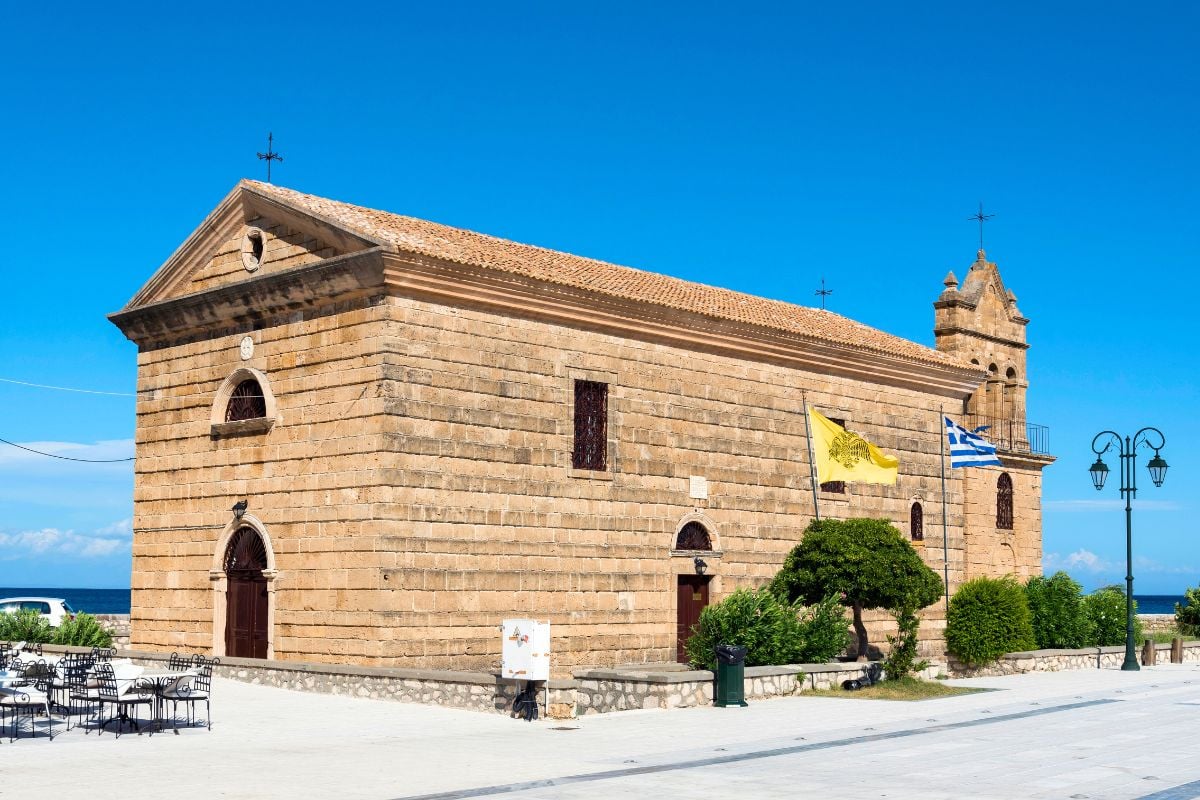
xmin=997 ymin=472 xmax=1014 ymax=530
xmin=675 ymin=521 xmax=712 ymax=551
xmin=225 ymin=379 xmax=267 ymax=422
xmin=224 ymin=526 xmax=268 ymax=574
xmin=910 ymin=502 xmax=924 ymax=542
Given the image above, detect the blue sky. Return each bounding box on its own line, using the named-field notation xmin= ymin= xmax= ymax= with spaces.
xmin=0 ymin=3 xmax=1195 ymax=593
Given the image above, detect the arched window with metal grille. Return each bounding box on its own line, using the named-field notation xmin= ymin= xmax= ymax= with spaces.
xmin=675 ymin=521 xmax=712 ymax=551
xmin=997 ymin=472 xmax=1014 ymax=530
xmin=910 ymin=502 xmax=924 ymax=542
xmin=225 ymin=379 xmax=267 ymax=422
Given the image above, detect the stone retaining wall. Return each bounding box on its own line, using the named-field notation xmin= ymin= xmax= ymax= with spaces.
xmin=949 ymin=640 xmax=1200 ymax=677
xmin=1139 ymin=614 xmax=1179 ymax=634
xmin=94 ymin=614 xmax=131 ymax=649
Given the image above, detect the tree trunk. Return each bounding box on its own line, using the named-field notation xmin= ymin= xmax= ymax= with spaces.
xmin=852 ymin=600 xmax=869 ymax=661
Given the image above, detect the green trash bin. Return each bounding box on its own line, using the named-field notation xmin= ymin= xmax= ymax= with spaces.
xmin=714 ymin=644 xmax=748 ymax=707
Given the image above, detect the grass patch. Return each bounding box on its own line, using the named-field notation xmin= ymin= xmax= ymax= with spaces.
xmin=807 ymin=676 xmax=985 ymax=701
xmin=1145 ymin=631 xmax=1187 ymax=645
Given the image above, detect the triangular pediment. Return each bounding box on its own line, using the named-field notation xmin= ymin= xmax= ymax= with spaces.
xmin=955 ymin=252 xmax=1025 ymax=323
xmin=123 ymin=180 xmax=387 ymax=309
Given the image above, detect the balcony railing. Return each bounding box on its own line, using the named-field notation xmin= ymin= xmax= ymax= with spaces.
xmin=961 ymin=414 xmax=1051 ymax=456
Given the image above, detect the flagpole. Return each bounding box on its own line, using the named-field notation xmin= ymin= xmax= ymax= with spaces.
xmin=939 ymin=406 xmax=951 ymax=612
xmin=802 ymin=391 xmax=820 ymax=522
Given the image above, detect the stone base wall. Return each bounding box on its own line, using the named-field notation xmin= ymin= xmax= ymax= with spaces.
xmin=949 ymin=640 xmax=1200 ymax=677
xmin=1139 ymin=614 xmax=1179 ymax=634
xmin=94 ymin=614 xmax=131 ymax=649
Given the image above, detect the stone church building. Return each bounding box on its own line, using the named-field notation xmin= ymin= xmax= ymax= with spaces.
xmin=109 ymin=181 xmax=1053 ymax=672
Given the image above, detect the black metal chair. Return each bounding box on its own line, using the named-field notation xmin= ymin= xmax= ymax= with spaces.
xmin=0 ymin=661 xmax=54 ymax=741
xmin=62 ymin=657 xmax=100 ymax=731
xmin=168 ymin=652 xmax=192 ymax=671
xmin=161 ymin=656 xmax=218 ymax=731
xmin=94 ymin=662 xmax=150 ymax=737
xmin=90 ymin=646 xmax=115 ymax=663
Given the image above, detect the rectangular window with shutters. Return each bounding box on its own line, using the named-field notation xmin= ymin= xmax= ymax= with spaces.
xmin=819 ymin=417 xmax=847 ymax=494
xmin=572 ymin=380 xmax=608 ymax=471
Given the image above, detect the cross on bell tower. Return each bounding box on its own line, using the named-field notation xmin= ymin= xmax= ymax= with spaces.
xmin=967 ymin=202 xmax=994 ymax=251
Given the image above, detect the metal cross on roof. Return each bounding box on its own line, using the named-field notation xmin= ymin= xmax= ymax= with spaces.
xmin=968 ymin=202 xmax=995 ymax=250
xmin=257 ymin=132 xmax=283 ymax=183
xmin=815 ymin=277 xmax=833 ymax=310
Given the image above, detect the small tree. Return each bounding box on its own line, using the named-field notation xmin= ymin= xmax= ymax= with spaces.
xmin=1177 ymin=585 xmax=1200 ymax=637
xmin=1025 ymin=571 xmax=1090 ymax=649
xmin=771 ymin=518 xmax=942 ymax=663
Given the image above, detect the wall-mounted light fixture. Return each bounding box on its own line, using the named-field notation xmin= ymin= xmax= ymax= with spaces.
xmin=693 ymin=556 xmax=708 ymax=575
xmin=232 ymin=499 xmax=248 ymax=520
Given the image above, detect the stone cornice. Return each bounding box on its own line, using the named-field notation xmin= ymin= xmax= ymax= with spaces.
xmin=933 ymin=325 xmax=1030 ymax=351
xmin=999 ymin=451 xmax=1057 ymax=469
xmin=382 ymin=252 xmax=984 ymax=399
xmin=109 ymin=249 xmax=387 ymax=347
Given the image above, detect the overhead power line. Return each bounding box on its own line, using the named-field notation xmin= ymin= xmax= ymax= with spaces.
xmin=0 ymin=437 xmax=135 ymax=463
xmin=0 ymin=377 xmax=135 ymax=397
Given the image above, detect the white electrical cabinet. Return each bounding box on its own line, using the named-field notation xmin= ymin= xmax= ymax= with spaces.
xmin=501 ymin=618 xmax=551 ymax=681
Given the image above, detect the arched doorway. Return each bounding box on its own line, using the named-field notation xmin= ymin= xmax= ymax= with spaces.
xmin=224 ymin=527 xmax=269 ymax=659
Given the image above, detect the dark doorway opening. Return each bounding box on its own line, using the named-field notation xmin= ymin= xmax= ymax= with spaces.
xmin=676 ymin=575 xmax=711 ymax=663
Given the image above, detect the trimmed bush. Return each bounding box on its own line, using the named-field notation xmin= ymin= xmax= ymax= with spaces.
xmin=1084 ymin=586 xmax=1142 ymax=646
xmin=0 ymin=609 xmax=53 ymax=644
xmin=51 ymin=612 xmax=113 ymax=648
xmin=945 ymin=576 xmax=1035 ymax=666
xmin=795 ymin=594 xmax=852 ymax=664
xmin=684 ymin=587 xmax=850 ymax=669
xmin=1177 ymin=586 xmax=1200 ymax=637
xmin=1025 ymin=571 xmax=1090 ymax=649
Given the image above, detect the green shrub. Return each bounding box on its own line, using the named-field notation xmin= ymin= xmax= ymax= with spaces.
xmin=1025 ymin=571 xmax=1090 ymax=649
xmin=1176 ymin=586 xmax=1200 ymax=637
xmin=684 ymin=588 xmax=850 ymax=669
xmin=882 ymin=607 xmax=929 ymax=680
xmin=945 ymin=576 xmax=1035 ymax=666
xmin=0 ymin=609 xmax=54 ymax=644
xmin=1084 ymin=586 xmax=1142 ymax=646
xmin=51 ymin=613 xmax=113 ymax=648
xmin=795 ymin=594 xmax=852 ymax=664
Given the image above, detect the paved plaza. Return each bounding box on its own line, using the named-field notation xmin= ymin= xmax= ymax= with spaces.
xmin=3 ymin=665 xmax=1200 ymax=800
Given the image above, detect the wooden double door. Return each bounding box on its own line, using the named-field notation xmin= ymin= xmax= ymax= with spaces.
xmin=226 ymin=573 xmax=268 ymax=659
xmin=676 ymin=575 xmax=711 ymax=663
xmin=224 ymin=526 xmax=269 ymax=659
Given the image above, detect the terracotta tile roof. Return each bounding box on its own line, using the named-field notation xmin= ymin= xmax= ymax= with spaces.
xmin=246 ymin=180 xmax=967 ymax=369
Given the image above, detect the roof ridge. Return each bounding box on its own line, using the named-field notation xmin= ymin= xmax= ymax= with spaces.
xmin=242 ymin=180 xmax=969 ymax=369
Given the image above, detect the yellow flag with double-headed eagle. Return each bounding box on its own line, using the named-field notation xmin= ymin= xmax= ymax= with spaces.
xmin=808 ymin=409 xmax=899 ymax=485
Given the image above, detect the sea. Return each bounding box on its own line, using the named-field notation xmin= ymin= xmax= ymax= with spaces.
xmin=1133 ymin=595 xmax=1187 ymax=615
xmin=0 ymin=587 xmax=132 ymax=615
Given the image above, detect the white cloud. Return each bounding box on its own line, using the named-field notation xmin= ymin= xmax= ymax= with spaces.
xmin=1044 ymin=549 xmax=1114 ymax=573
xmin=95 ymin=518 xmax=132 ymax=537
xmin=0 ymin=527 xmax=129 ymax=559
xmin=1044 ymin=499 xmax=1181 ymax=513
xmin=1134 ymin=555 xmax=1196 ymax=575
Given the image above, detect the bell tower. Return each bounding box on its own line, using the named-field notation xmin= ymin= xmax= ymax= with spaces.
xmin=933 ymin=249 xmax=1029 ymax=427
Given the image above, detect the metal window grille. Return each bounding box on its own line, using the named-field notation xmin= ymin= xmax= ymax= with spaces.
xmin=819 ymin=417 xmax=847 ymax=494
xmin=910 ymin=502 xmax=924 ymax=541
xmin=225 ymin=379 xmax=267 ymax=422
xmin=224 ymin=527 xmax=268 ymax=574
xmin=572 ymin=380 xmax=607 ymax=471
xmin=996 ymin=472 xmax=1014 ymax=530
xmin=675 ymin=522 xmax=712 ymax=551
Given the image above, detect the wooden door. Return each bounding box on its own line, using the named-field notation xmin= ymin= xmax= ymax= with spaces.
xmin=226 ymin=574 xmax=268 ymax=659
xmin=676 ymin=575 xmax=711 ymax=663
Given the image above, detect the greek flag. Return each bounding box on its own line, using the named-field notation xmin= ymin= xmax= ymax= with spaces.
xmin=945 ymin=416 xmax=1002 ymax=468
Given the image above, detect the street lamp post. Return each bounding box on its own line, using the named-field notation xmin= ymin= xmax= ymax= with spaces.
xmin=1088 ymin=428 xmax=1168 ymax=672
